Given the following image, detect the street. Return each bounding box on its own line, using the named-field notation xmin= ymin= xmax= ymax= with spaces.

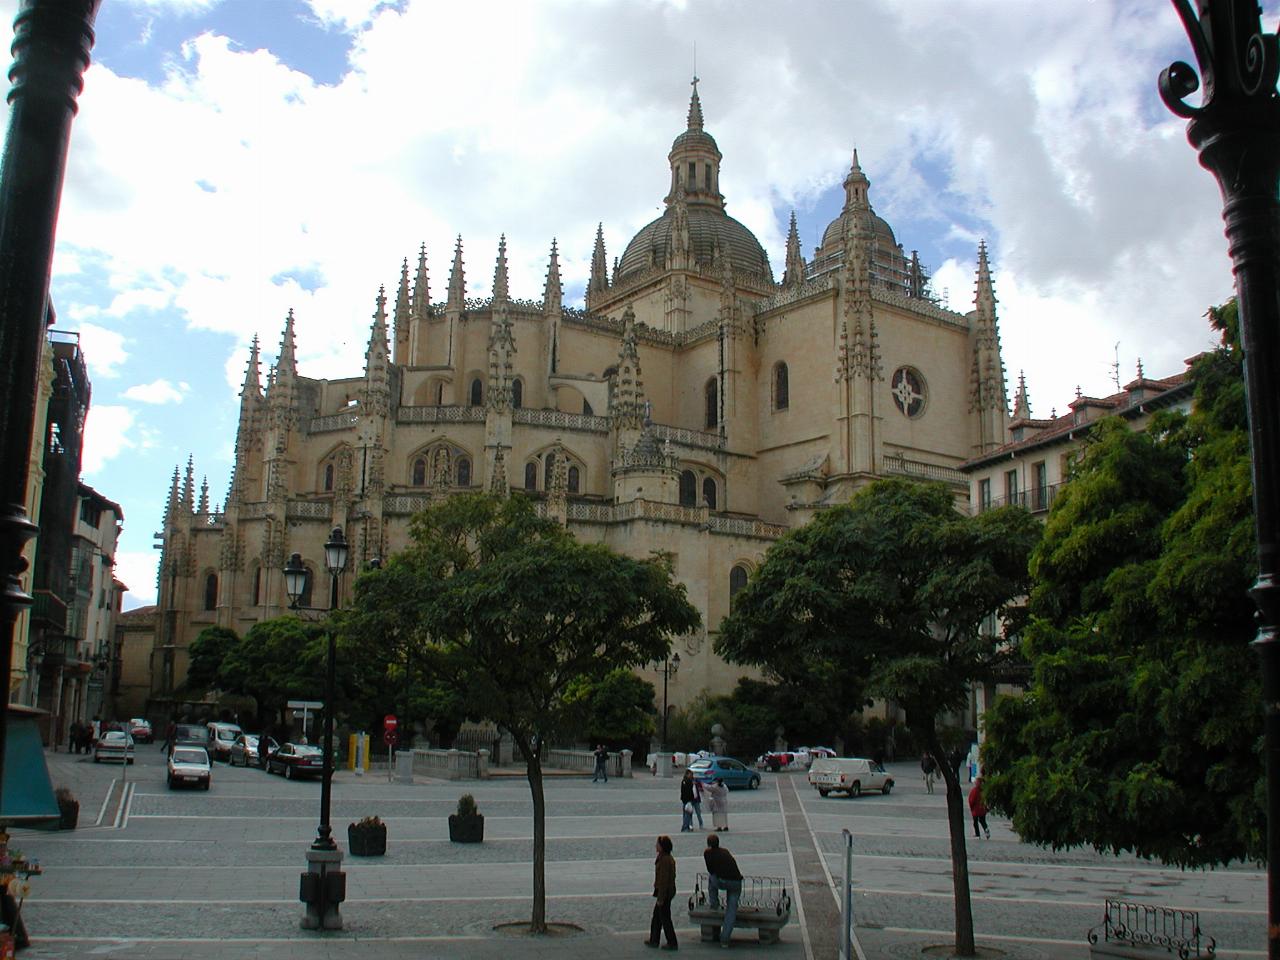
xmin=8 ymin=751 xmax=1263 ymax=958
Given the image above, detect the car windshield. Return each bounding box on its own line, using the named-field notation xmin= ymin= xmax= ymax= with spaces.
xmin=215 ymin=729 xmax=237 ymax=741
xmin=102 ymin=732 xmax=129 ymax=743
xmin=173 ymin=750 xmax=207 ymax=765
xmin=292 ymin=745 xmax=322 ymax=756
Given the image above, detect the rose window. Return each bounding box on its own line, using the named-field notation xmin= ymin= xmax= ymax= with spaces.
xmin=891 ymin=366 xmax=927 ymax=418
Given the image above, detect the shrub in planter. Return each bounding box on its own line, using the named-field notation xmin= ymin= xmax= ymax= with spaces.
xmin=347 ymin=815 xmax=386 ymax=856
xmin=448 ymin=793 xmax=483 ymax=843
xmin=54 ymin=786 xmax=78 ymax=830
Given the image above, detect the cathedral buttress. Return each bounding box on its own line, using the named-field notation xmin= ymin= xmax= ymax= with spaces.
xmin=586 ymin=223 xmax=608 ymax=312
xmin=446 ymin=235 xmax=465 ymax=372
xmin=392 ymin=259 xmax=411 ymax=367
xmin=543 ymin=239 xmax=562 ymax=383
xmin=968 ymin=241 xmax=1009 ymax=453
xmin=783 ymin=210 xmax=805 ymax=287
xmin=610 ymin=305 xmax=647 ymax=461
xmin=409 ymin=243 xmax=430 ymax=366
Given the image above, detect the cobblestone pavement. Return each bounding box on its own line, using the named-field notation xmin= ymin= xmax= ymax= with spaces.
xmin=12 ymin=753 xmax=1265 ymax=959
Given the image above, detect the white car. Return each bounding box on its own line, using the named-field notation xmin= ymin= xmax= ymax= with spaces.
xmin=167 ymin=746 xmax=212 ymax=790
xmin=93 ymin=730 xmax=135 ymax=764
xmin=807 ymin=757 xmax=894 ymax=797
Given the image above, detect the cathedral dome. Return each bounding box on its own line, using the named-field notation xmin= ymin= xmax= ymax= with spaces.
xmin=617 ymin=206 xmax=773 ymax=282
xmin=820 ymin=210 xmax=899 ymax=255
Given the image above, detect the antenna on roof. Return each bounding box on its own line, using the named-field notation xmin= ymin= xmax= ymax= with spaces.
xmin=1111 ymin=342 xmax=1121 ymax=391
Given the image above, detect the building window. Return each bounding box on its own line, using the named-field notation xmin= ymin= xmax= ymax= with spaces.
xmin=469 ymin=378 xmax=483 ymax=406
xmin=890 ymin=366 xmax=927 ymax=418
xmin=705 ymin=162 xmax=712 ymax=191
xmin=567 ymin=465 xmax=580 ymax=494
xmin=412 ymin=458 xmax=426 ymax=486
xmin=704 ymin=378 xmax=717 ymax=429
xmin=774 ymin=362 xmax=789 ymax=411
xmin=457 ymin=457 xmax=472 ymax=487
xmin=252 ymin=566 xmax=261 ymax=607
xmin=978 ymin=478 xmax=992 ymax=512
xmin=1033 ymin=461 xmax=1048 ymax=511
xmin=524 ymin=462 xmax=537 ymax=490
xmin=512 ymin=378 xmax=523 ymax=409
xmin=729 ymin=565 xmax=749 ymax=609
xmin=204 ymin=573 xmax=218 ymax=611
xmin=679 ymin=470 xmax=697 ymax=507
xmin=703 ymin=477 xmax=717 ymax=510
xmin=544 ymin=453 xmax=555 ymax=489
xmin=688 ymin=160 xmax=697 ymax=187
xmin=1005 ymin=469 xmax=1018 ymax=506
xmin=323 ymin=463 xmax=334 ymax=491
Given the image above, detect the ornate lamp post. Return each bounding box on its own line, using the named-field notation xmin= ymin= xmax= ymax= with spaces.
xmin=284 ymin=527 xmax=348 ymax=931
xmin=656 ymin=652 xmax=681 ymax=778
xmin=1161 ymin=4 xmax=1280 ymax=956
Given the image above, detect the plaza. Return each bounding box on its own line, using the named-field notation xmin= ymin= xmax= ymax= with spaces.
xmin=10 ymin=750 xmax=1264 ymax=959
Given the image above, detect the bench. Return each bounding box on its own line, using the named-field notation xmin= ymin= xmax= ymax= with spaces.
xmin=687 ymin=872 xmax=792 ymax=944
xmin=1087 ymin=899 xmax=1215 ymax=959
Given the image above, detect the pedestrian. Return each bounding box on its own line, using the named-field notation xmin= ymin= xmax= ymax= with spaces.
xmin=968 ymin=777 xmax=990 ymax=839
xmin=679 ymin=770 xmax=701 ymax=832
xmin=90 ymin=716 xmax=101 ymax=743
xmin=259 ymin=730 xmax=273 ymax=770
xmin=80 ymin=722 xmax=92 ymax=755
xmin=644 ymin=834 xmax=678 ymax=950
xmin=161 ymin=721 xmax=175 ymax=753
xmin=592 ymin=744 xmax=609 ymax=783
xmin=707 ymin=776 xmax=730 ymax=831
xmin=921 ymin=753 xmax=936 ymax=794
xmin=703 ymin=832 xmax=743 ymax=947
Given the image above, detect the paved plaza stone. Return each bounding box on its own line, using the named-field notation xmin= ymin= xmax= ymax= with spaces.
xmin=9 ymin=751 xmax=1264 ymax=959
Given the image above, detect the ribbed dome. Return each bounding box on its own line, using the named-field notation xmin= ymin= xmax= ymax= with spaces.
xmin=821 ymin=211 xmax=898 ymax=254
xmin=617 ymin=206 xmax=774 ymax=282
xmin=670 ymin=127 xmax=720 ymax=154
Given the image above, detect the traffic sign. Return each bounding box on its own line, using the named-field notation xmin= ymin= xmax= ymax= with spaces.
xmin=384 ymin=714 xmax=398 ymax=731
xmin=288 ymin=700 xmax=324 ymax=710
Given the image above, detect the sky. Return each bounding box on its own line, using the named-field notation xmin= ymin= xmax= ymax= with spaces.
xmin=0 ymin=0 xmax=1249 ymax=609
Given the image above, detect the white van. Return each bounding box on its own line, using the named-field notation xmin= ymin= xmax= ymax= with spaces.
xmin=807 ymin=757 xmax=894 ymax=797
xmin=206 ymin=722 xmax=243 ymax=763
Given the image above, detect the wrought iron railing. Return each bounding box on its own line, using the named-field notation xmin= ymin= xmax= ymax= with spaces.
xmin=689 ymin=872 xmax=791 ymax=916
xmin=1087 ymin=899 xmax=1214 ymax=959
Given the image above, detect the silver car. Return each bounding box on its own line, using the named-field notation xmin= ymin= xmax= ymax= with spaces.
xmin=93 ymin=730 xmax=135 ymax=764
xmin=167 ymin=746 xmax=212 ymax=790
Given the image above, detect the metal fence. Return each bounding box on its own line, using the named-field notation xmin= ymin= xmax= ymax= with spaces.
xmin=1088 ymin=899 xmax=1215 ymax=959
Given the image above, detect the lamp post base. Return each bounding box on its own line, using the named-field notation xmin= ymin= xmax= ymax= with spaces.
xmin=656 ymin=752 xmax=673 ymax=779
xmin=299 ymin=846 xmax=344 ymax=931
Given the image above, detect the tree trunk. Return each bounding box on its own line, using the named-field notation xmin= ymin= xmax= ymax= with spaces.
xmin=522 ymin=737 xmax=548 ymax=933
xmin=926 ymin=724 xmax=976 ymax=956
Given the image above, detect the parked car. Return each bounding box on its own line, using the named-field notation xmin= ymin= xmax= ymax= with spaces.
xmin=229 ymin=734 xmax=277 ymax=767
xmin=93 ymin=730 xmax=135 ymax=764
xmin=167 ymin=746 xmax=212 ymax=790
xmin=758 ymin=750 xmax=809 ymax=772
xmin=205 ymin=722 xmax=243 ymax=763
xmin=268 ymin=742 xmax=324 ymax=780
xmin=128 ymin=718 xmax=153 ymax=743
xmin=171 ymin=723 xmax=208 ymax=753
xmin=688 ymin=756 xmax=761 ymax=790
xmin=807 ymin=757 xmax=894 ymax=797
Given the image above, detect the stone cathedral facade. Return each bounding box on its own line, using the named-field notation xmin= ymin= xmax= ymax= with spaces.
xmin=152 ymin=85 xmax=1010 ymax=712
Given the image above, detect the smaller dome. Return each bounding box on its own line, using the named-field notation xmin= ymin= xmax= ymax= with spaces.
xmin=670 ymin=128 xmax=720 ymax=155
xmin=820 ymin=211 xmax=898 ymax=255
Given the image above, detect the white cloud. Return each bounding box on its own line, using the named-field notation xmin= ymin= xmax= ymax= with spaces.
xmin=123 ymin=378 xmax=187 ymax=404
xmin=81 ymin=404 xmax=136 ymax=474
xmin=115 ymin=549 xmax=159 ymax=608
xmin=74 ymin=322 xmax=128 ymax=379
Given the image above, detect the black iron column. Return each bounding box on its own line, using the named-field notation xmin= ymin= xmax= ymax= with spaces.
xmin=1161 ymin=4 xmax=1280 ymax=957
xmin=314 ymin=568 xmax=338 ymax=851
xmin=0 ymin=0 xmax=100 ymax=786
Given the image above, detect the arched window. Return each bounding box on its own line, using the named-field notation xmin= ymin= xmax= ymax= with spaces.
xmin=774 ymin=362 xmax=789 ymax=411
xmin=203 ymin=572 xmax=218 ymax=611
xmin=544 ymin=452 xmax=556 ymax=490
xmin=469 ymin=378 xmax=483 ymax=406
xmin=679 ymin=470 xmax=697 ymax=507
xmin=729 ymin=564 xmax=749 ymax=609
xmin=703 ymin=477 xmax=717 ymax=511
xmin=567 ymin=465 xmax=580 ymax=494
xmin=412 ymin=458 xmax=426 ymax=486
xmin=457 ymin=457 xmax=472 ymax=487
xmin=525 ymin=462 xmax=537 ymax=490
xmin=704 ymin=378 xmax=718 ymax=429
xmin=251 ymin=566 xmax=261 ymax=607
xmin=323 ymin=463 xmax=334 ymax=492
xmin=512 ymin=379 xmax=523 ymax=409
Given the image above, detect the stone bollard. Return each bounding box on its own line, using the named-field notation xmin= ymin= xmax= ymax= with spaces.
xmin=620 ymin=748 xmax=633 ymax=778
xmin=478 ymin=748 xmax=490 ymax=779
xmin=395 ymin=749 xmax=413 ymax=784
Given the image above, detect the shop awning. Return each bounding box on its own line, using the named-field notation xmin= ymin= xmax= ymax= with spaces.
xmin=0 ymin=705 xmax=59 ymax=826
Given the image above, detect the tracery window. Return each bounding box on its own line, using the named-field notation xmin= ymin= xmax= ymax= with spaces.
xmin=890 ymin=366 xmax=927 ymax=419
xmin=544 ymin=452 xmax=555 ymax=490
xmin=704 ymin=378 xmax=718 ymax=429
xmin=774 ymin=362 xmax=789 ymax=411
xmin=729 ymin=565 xmax=749 ymax=609
xmin=679 ymin=470 xmax=697 ymax=507
xmin=204 ymin=573 xmax=218 ymax=611
xmin=457 ymin=457 xmax=472 ymax=488
xmin=703 ymin=477 xmax=717 ymax=511
xmin=512 ymin=378 xmax=523 ymax=409
xmin=412 ymin=458 xmax=426 ymax=486
xmin=470 ymin=378 xmax=483 ymax=407
xmin=567 ymin=465 xmax=580 ymax=494
xmin=251 ymin=566 xmax=261 ymax=607
xmin=525 ymin=462 xmax=537 ymax=490
xmin=323 ymin=463 xmax=334 ymax=492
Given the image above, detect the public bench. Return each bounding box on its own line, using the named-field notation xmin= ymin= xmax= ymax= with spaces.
xmin=687 ymin=872 xmax=792 ymax=944
xmin=1087 ymin=899 xmax=1215 ymax=959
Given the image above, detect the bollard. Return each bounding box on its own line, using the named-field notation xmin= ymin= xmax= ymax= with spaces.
xmin=620 ymin=748 xmax=633 ymax=778
xmin=477 ymin=748 xmax=490 ymax=779
xmin=840 ymin=828 xmax=854 ymax=960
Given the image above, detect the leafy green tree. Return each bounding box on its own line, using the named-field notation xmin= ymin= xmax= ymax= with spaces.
xmin=340 ymin=493 xmax=700 ymax=933
xmin=216 ymin=616 xmax=328 ymax=728
xmin=984 ymin=303 xmax=1263 ymax=867
xmin=184 ymin=626 xmax=239 ymax=691
xmin=718 ymin=478 xmax=1039 ymax=955
xmin=565 ymin=668 xmax=657 ymax=745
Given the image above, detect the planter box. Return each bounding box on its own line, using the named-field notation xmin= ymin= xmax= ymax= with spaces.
xmin=348 ymin=824 xmax=387 ymax=856
xmin=448 ymin=813 xmax=484 ymax=843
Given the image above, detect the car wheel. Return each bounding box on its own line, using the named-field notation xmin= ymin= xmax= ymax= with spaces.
xmin=849 ymin=781 xmax=861 ymax=798
xmin=818 ymin=788 xmax=830 ymax=797
xmin=285 ymin=765 xmax=294 ymax=780
xmin=882 ymin=781 xmax=893 ymax=795
xmin=749 ymin=776 xmax=760 ymax=790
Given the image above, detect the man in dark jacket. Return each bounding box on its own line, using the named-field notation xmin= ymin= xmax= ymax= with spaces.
xmin=704 ymin=832 xmax=743 ymax=947
xmin=592 ymin=744 xmax=609 ymax=783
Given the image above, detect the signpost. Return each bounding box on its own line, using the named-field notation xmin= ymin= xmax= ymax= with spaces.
xmin=383 ymin=715 xmax=397 ymax=783
xmin=289 ymin=700 xmax=324 ymax=744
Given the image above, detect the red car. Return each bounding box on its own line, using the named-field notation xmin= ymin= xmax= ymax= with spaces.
xmin=267 ymin=742 xmax=324 ymax=780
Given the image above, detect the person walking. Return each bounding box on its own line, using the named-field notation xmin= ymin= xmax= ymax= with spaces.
xmin=968 ymin=777 xmax=990 ymax=839
xmin=921 ymin=753 xmax=937 ymax=794
xmin=707 ymin=777 xmax=730 ymax=831
xmin=704 ymin=832 xmax=743 ymax=948
xmin=644 ymin=834 xmax=678 ymax=950
xmin=679 ymin=770 xmax=703 ymax=831
xmin=592 ymin=744 xmax=609 ymax=783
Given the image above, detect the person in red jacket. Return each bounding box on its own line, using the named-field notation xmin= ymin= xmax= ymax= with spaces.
xmin=968 ymin=777 xmax=990 ymax=839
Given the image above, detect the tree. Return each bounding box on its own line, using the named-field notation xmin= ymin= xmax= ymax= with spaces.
xmin=565 ymin=668 xmax=657 ymax=745
xmin=718 ymin=478 xmax=1039 ymax=955
xmin=340 ymin=492 xmax=700 ymax=933
xmin=184 ymin=626 xmax=239 ymax=691
xmin=984 ymin=303 xmax=1264 ymax=867
xmin=216 ymin=617 xmax=328 ymax=728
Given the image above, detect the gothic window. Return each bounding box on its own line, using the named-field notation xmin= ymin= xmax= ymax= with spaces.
xmin=524 ymin=462 xmax=537 ymax=490
xmin=204 ymin=572 xmax=217 ymax=611
xmin=512 ymin=378 xmax=523 ymax=409
xmin=729 ymin=564 xmax=749 ymax=609
xmin=705 ymin=162 xmax=712 ymax=191
xmin=890 ymin=366 xmax=927 ymax=419
xmin=323 ymin=463 xmax=334 ymax=492
xmin=704 ymin=378 xmax=718 ymax=429
xmin=703 ymin=477 xmax=717 ymax=511
xmin=568 ymin=465 xmax=580 ymax=494
xmin=412 ymin=458 xmax=426 ymax=486
xmin=544 ymin=453 xmax=555 ymax=489
xmin=774 ymin=362 xmax=789 ymax=411
xmin=688 ymin=161 xmax=696 ymax=186
xmin=470 ymin=378 xmax=483 ymax=406
xmin=457 ymin=457 xmax=472 ymax=487
xmin=251 ymin=566 xmax=261 ymax=607
xmin=679 ymin=470 xmax=697 ymax=507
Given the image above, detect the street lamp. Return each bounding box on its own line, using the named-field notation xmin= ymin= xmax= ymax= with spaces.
xmin=283 ymin=526 xmax=348 ymax=931
xmin=656 ymin=652 xmax=681 ymax=778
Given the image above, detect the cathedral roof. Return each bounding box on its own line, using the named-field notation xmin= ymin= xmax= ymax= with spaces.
xmin=820 ymin=209 xmax=899 ymax=255
xmin=617 ymin=205 xmax=772 ymax=282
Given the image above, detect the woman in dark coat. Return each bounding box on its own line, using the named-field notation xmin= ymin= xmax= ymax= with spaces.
xmin=645 ymin=834 xmax=678 ymax=949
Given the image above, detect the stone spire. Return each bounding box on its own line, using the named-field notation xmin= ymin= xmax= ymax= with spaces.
xmin=197 ymin=476 xmax=210 ymax=514
xmin=266 ymin=309 xmax=299 ymax=431
xmin=543 ymin=238 xmax=562 ymax=310
xmin=229 ymin=336 xmax=263 ymax=504
xmin=587 ymin=223 xmax=609 ymax=309
xmin=783 ymin=210 xmax=805 ymax=287
xmin=447 ymin=235 xmax=466 ymax=311
xmin=492 ymin=235 xmax=509 ymax=304
xmin=164 ymin=465 xmax=180 ymax=527
xmin=487 ymin=301 xmax=516 ymax=412
xmin=392 ymin=258 xmax=411 ymax=365
xmin=969 ymin=241 xmax=1009 ymax=451
xmin=908 ymin=250 xmax=927 ymax=299
xmin=687 ymin=75 xmax=704 ymax=130
xmin=1012 ymin=371 xmax=1031 ymax=420
xmin=364 ymin=286 xmax=391 ymax=419
xmin=667 ymin=184 xmax=692 ymax=271
xmin=842 ymin=149 xmax=870 ymax=213
xmin=411 ymin=242 xmax=430 ymax=322
xmin=182 ymin=455 xmax=196 ymax=514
